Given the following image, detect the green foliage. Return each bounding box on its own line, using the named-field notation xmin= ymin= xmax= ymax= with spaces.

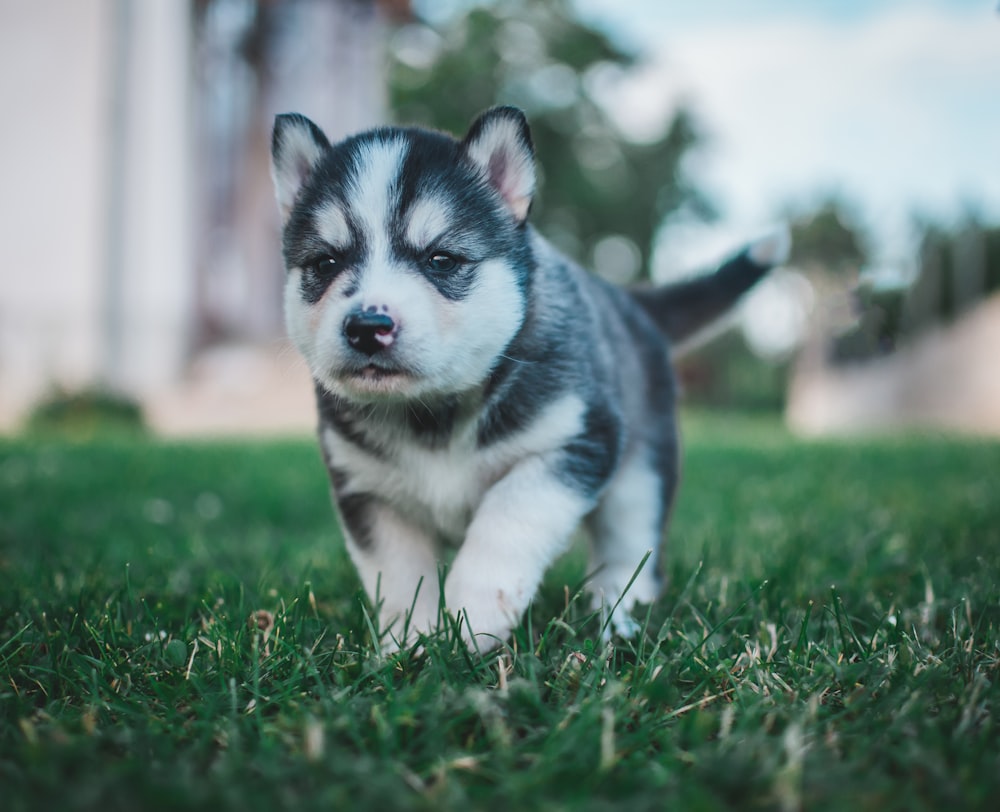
xmin=389 ymin=0 xmax=712 ymax=280
xmin=2 ymin=422 xmax=999 ymax=810
xmin=677 ymin=330 xmax=792 ymax=412
xmin=25 ymin=387 xmax=147 ymax=438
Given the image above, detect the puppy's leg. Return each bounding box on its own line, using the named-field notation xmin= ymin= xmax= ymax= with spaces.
xmin=444 ymin=455 xmax=595 ymax=649
xmin=339 ymin=500 xmax=441 ymax=649
xmin=587 ymin=450 xmax=674 ymax=637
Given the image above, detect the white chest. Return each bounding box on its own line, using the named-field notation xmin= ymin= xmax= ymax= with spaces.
xmin=322 ymin=423 xmax=499 ymax=541
xmin=320 ymin=394 xmax=586 ymax=542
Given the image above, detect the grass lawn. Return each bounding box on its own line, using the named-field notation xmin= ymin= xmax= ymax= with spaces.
xmin=1 ymin=412 xmax=998 ymax=811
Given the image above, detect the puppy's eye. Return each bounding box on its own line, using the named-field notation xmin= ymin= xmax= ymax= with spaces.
xmin=426 ymin=252 xmax=460 ymax=273
xmin=310 ymin=256 xmax=339 ymax=277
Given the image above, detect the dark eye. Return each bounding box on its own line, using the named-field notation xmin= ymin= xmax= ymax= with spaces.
xmin=426 ymin=252 xmax=460 ymax=273
xmin=310 ymin=256 xmax=339 ymax=277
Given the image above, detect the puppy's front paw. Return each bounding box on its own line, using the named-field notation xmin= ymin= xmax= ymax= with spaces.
xmin=444 ymin=581 xmax=520 ymax=651
xmin=591 ymin=590 xmax=645 ymax=642
xmin=605 ymin=607 xmax=643 ymax=641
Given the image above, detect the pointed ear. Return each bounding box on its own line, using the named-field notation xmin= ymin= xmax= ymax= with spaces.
xmin=461 ymin=106 xmax=535 ymax=224
xmin=271 ymin=113 xmax=331 ymax=222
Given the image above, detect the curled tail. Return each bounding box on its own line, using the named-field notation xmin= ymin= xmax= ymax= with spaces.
xmin=631 ymin=225 xmax=791 ymax=352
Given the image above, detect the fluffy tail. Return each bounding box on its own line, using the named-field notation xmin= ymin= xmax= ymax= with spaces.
xmin=630 ymin=225 xmax=791 ymax=351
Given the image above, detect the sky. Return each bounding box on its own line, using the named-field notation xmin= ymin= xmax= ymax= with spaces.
xmin=571 ymin=0 xmax=1000 ymax=277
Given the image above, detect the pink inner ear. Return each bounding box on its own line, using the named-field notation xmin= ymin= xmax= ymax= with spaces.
xmin=295 ymin=153 xmax=315 ymax=187
xmin=488 ymin=148 xmax=531 ymax=222
xmin=488 ymin=150 xmax=511 ymax=194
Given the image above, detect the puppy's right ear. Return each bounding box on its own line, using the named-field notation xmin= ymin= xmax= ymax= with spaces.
xmin=271 ymin=113 xmax=331 ymax=222
xmin=462 ymin=106 xmax=535 ymax=224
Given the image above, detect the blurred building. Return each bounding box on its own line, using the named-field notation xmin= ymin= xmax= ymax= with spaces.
xmin=787 ymin=291 xmax=1000 ymax=437
xmin=786 ymin=222 xmax=1000 ymax=437
xmin=0 ymin=0 xmax=403 ymax=433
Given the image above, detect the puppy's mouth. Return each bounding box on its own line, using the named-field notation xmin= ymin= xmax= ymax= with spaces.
xmin=355 ymin=364 xmax=409 ymax=381
xmin=336 ymin=361 xmax=417 ymax=395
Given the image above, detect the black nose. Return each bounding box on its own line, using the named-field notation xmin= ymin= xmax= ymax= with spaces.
xmin=344 ymin=310 xmax=396 ymax=356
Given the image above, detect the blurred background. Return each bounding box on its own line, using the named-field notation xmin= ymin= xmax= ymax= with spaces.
xmin=1 ymin=0 xmax=998 ymax=437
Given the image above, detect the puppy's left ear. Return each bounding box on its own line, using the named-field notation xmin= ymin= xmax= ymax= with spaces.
xmin=271 ymin=113 xmax=331 ymax=222
xmin=462 ymin=106 xmax=535 ymax=224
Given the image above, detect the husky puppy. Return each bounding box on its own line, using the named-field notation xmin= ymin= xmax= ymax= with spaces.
xmin=270 ymin=106 xmax=788 ymax=650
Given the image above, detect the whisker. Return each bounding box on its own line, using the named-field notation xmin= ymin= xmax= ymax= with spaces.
xmin=497 ymin=352 xmax=535 ymax=366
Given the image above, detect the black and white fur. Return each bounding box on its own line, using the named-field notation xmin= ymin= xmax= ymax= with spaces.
xmin=270 ymin=106 xmax=789 ymax=650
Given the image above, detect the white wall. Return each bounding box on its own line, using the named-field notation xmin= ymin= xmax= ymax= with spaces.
xmin=112 ymin=0 xmax=195 ymax=394
xmin=0 ymin=0 xmax=193 ymax=427
xmin=0 ymin=1 xmax=110 ymax=418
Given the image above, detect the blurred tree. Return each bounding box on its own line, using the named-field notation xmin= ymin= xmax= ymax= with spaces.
xmin=788 ymin=197 xmax=868 ymax=276
xmin=190 ymin=0 xmax=397 ymax=347
xmin=902 ymin=216 xmax=1000 ymax=334
xmin=387 ymin=0 xmax=712 ymax=281
xmin=783 ymin=197 xmax=872 ymax=363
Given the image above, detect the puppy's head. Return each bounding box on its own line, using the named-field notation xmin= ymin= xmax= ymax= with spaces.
xmin=271 ymin=107 xmax=536 ymax=404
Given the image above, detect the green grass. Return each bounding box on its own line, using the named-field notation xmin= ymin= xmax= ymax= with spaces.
xmin=1 ymin=414 xmax=998 ymax=811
